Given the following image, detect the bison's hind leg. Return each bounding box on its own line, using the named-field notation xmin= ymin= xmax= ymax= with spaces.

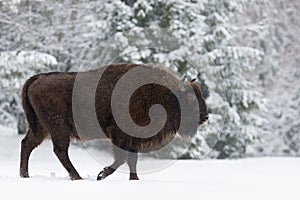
xmin=51 ymin=134 xmax=82 ymax=180
xmin=20 ymin=129 xmax=47 ymax=178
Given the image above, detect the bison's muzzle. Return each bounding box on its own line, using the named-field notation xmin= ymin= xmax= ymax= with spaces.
xmin=199 ymin=112 xmax=209 ymax=125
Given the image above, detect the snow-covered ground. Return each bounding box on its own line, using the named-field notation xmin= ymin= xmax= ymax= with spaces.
xmin=0 ymin=125 xmax=299 ymax=200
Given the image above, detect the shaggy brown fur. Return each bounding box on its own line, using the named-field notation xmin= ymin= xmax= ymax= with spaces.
xmin=19 ymin=63 xmax=208 ymax=180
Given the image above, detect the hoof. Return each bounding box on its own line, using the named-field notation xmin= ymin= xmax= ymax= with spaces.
xmin=97 ymin=171 xmax=104 ymax=181
xmin=20 ymin=171 xmax=29 ymax=178
xmin=129 ymin=176 xmax=139 ymax=180
xmin=97 ymin=167 xmax=115 ymax=180
xmin=20 ymin=174 xmax=30 ymax=178
xmin=129 ymin=173 xmax=139 ymax=180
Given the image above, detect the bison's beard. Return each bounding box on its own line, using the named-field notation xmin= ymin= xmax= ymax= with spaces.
xmin=177 ymin=124 xmax=198 ymax=142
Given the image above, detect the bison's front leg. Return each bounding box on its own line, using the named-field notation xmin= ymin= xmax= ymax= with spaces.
xmin=97 ymin=146 xmax=127 ymax=180
xmin=127 ymin=152 xmax=139 ymax=180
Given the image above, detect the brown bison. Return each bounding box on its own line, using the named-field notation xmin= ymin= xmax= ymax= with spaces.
xmin=19 ymin=63 xmax=208 ymax=180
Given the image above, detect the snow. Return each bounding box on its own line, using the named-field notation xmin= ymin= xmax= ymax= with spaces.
xmin=0 ymin=125 xmax=299 ymax=200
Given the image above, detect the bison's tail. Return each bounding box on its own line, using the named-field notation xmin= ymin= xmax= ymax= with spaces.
xmin=21 ymin=75 xmax=39 ymax=135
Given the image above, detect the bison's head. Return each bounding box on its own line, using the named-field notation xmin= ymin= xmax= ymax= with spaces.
xmin=177 ymin=79 xmax=209 ymax=139
xmin=189 ymin=79 xmax=209 ymax=125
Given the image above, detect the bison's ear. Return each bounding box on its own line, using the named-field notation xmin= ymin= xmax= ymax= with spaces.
xmin=190 ymin=78 xmax=197 ymax=82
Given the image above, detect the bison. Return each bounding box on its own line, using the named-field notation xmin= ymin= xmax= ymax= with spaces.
xmin=19 ymin=63 xmax=208 ymax=180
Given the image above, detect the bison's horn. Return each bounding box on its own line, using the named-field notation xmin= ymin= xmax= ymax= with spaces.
xmin=181 ymin=75 xmax=187 ymax=82
xmin=197 ymin=72 xmax=201 ymax=79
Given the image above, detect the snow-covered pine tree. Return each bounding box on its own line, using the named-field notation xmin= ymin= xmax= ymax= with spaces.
xmin=0 ymin=0 xmax=112 ymax=72
xmin=91 ymin=0 xmax=206 ymax=73
xmin=282 ymin=69 xmax=300 ymax=155
xmin=185 ymin=0 xmax=268 ymax=159
xmin=239 ymin=0 xmax=300 ymax=156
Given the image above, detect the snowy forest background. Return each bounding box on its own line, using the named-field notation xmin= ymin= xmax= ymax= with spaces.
xmin=0 ymin=0 xmax=299 ymax=159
